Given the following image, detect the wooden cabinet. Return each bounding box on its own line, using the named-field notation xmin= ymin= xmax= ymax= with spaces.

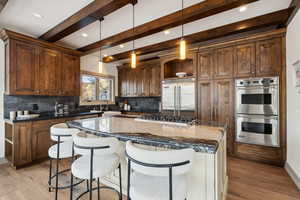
xmin=14 ymin=122 xmax=33 ymax=166
xmin=1 ymin=29 xmax=81 ymax=96
xmin=256 ymin=38 xmax=282 ymax=76
xmin=197 ymin=81 xmax=213 ymax=121
xmin=118 ymin=60 xmax=161 ymax=97
xmin=197 ymin=51 xmax=213 ymax=80
xmin=234 ymin=43 xmax=256 ymax=77
xmin=38 ymin=48 xmax=62 ymax=95
xmin=61 ymin=54 xmax=80 ymax=96
xmin=214 ymin=47 xmax=234 ymax=79
xmin=149 ymin=66 xmax=161 ymax=96
xmin=8 ymin=40 xmax=39 ymax=95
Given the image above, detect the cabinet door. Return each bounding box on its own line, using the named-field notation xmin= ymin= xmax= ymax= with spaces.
xmin=10 ymin=40 xmax=38 ymax=95
xmin=150 ymin=66 xmax=161 ymax=96
xmin=31 ymin=120 xmax=53 ymax=160
xmin=141 ymin=67 xmax=150 ymax=96
xmin=136 ymin=68 xmax=143 ymax=96
xmin=61 ymin=54 xmax=80 ymax=96
xmin=256 ymin=38 xmax=281 ymax=76
xmin=213 ymin=79 xmax=234 ymax=153
xmin=197 ymin=81 xmax=213 ymax=121
xmin=214 ymin=47 xmax=234 ymax=79
xmin=14 ymin=122 xmax=32 ymax=166
xmin=197 ymin=51 xmax=213 ymax=80
xmin=38 ymin=48 xmax=62 ymax=95
xmin=234 ymin=43 xmax=256 ymax=77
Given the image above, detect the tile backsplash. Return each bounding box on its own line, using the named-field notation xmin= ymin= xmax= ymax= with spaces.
xmin=116 ymin=97 xmax=161 ymax=112
xmin=3 ymin=95 xmax=79 ymax=118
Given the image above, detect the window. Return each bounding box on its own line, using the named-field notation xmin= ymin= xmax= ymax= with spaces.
xmin=80 ymin=71 xmax=115 ymax=105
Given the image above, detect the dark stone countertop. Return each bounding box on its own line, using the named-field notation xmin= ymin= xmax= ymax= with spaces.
xmin=5 ymin=111 xmax=103 ymax=123
xmin=67 ymin=116 xmax=226 ymax=154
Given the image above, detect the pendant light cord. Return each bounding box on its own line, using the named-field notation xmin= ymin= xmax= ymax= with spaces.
xmin=99 ymin=19 xmax=102 ymax=60
xmin=181 ymin=0 xmax=184 ymax=38
xmin=132 ymin=4 xmax=135 ymax=51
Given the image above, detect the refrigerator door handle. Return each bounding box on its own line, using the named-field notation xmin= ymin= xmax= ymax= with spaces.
xmin=174 ymin=86 xmax=177 ymax=116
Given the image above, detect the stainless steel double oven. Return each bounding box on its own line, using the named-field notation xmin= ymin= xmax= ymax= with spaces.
xmin=235 ymin=77 xmax=280 ymax=147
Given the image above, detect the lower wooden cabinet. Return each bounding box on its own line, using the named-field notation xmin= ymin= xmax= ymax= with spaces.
xmin=4 ymin=114 xmax=100 ymax=169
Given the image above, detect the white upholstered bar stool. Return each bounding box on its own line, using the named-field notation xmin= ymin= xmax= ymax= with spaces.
xmin=48 ymin=123 xmax=81 ymax=200
xmin=125 ymin=141 xmax=195 ymax=200
xmin=70 ymin=132 xmax=122 ymax=200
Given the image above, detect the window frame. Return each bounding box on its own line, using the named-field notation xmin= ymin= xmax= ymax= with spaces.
xmin=80 ymin=70 xmax=115 ymax=106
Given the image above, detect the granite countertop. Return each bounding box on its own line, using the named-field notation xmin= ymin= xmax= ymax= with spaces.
xmin=5 ymin=111 xmax=103 ymax=123
xmin=67 ymin=116 xmax=226 ymax=154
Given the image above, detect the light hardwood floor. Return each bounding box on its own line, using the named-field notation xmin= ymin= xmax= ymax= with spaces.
xmin=0 ymin=157 xmax=299 ymax=200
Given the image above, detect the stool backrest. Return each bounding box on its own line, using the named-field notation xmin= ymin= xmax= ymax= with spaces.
xmin=50 ymin=123 xmax=80 ymax=142
xmin=125 ymin=141 xmax=195 ymax=177
xmin=73 ymin=133 xmax=120 ymax=156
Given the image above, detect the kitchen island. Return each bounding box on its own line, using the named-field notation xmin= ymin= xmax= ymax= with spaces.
xmin=68 ymin=116 xmax=228 ymax=200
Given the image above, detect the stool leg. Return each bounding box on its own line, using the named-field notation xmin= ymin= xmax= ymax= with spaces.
xmin=48 ymin=159 xmax=52 ymax=192
xmin=55 ymin=139 xmax=61 ymax=200
xmin=97 ymin=178 xmax=100 ymax=200
xmin=118 ymin=164 xmax=122 ymax=200
xmin=70 ymin=142 xmax=75 ymax=200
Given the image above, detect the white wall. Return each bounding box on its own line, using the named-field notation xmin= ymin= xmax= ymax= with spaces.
xmin=80 ymin=55 xmax=118 ymax=96
xmin=286 ymin=10 xmax=300 ymax=188
xmin=0 ymin=40 xmax=4 ymax=158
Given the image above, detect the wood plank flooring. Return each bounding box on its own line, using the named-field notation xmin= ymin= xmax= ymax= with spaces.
xmin=0 ymin=157 xmax=299 ymax=200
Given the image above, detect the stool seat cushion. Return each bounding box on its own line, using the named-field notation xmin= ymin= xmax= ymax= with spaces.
xmin=130 ymin=172 xmax=187 ymax=200
xmin=71 ymin=154 xmax=120 ymax=180
xmin=48 ymin=142 xmax=74 ymax=159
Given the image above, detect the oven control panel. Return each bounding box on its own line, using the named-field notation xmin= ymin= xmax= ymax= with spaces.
xmin=236 ymin=77 xmax=278 ymax=87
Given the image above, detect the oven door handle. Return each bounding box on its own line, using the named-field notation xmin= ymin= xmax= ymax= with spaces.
xmin=236 ymin=114 xmax=278 ymax=120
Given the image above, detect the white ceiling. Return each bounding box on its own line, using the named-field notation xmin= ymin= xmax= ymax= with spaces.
xmin=0 ymin=0 xmax=293 ymax=65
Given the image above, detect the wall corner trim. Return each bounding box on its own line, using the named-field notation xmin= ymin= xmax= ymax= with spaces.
xmin=285 ymin=162 xmax=300 ymax=190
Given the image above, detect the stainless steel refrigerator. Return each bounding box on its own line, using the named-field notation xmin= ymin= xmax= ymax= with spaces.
xmin=161 ymin=78 xmax=195 ymax=116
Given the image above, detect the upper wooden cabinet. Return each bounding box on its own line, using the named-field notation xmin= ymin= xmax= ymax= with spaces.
xmin=118 ymin=60 xmax=161 ymax=97
xmin=1 ymin=29 xmax=82 ymax=96
xmin=214 ymin=47 xmax=234 ymax=79
xmin=197 ymin=51 xmax=214 ymax=80
xmin=8 ymin=40 xmax=39 ymax=95
xmin=256 ymin=38 xmax=282 ymax=76
xmin=61 ymin=54 xmax=80 ymax=96
xmin=234 ymin=43 xmax=256 ymax=77
xmin=38 ymin=48 xmax=62 ymax=95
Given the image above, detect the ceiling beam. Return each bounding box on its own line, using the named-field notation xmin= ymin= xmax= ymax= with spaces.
xmin=78 ymin=0 xmax=259 ymax=53
xmin=286 ymin=0 xmax=300 ymax=25
xmin=39 ymin=0 xmax=135 ymax=42
xmin=0 ymin=0 xmax=8 ymax=13
xmin=103 ymin=8 xmax=293 ymax=63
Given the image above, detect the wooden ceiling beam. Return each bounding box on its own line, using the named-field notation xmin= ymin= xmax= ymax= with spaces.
xmin=39 ymin=0 xmax=135 ymax=42
xmin=78 ymin=0 xmax=259 ymax=53
xmin=0 ymin=0 xmax=8 ymax=13
xmin=286 ymin=0 xmax=300 ymax=25
xmin=103 ymin=8 xmax=293 ymax=63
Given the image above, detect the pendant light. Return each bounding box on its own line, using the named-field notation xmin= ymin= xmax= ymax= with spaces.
xmin=179 ymin=0 xmax=186 ymax=60
xmin=98 ymin=18 xmax=103 ymax=73
xmin=131 ymin=3 xmax=136 ymax=69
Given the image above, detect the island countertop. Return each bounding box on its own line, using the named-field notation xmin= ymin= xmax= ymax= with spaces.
xmin=67 ymin=116 xmax=227 ymax=154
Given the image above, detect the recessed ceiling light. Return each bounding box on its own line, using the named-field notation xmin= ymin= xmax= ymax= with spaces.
xmin=81 ymin=33 xmax=88 ymax=37
xmin=239 ymin=6 xmax=247 ymax=12
xmin=119 ymin=44 xmax=125 ymax=48
xmin=103 ymin=54 xmax=108 ymax=57
xmin=32 ymin=13 xmax=42 ymax=19
xmin=164 ymin=30 xmax=171 ymax=35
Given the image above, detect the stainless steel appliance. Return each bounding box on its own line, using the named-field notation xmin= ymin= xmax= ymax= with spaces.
xmin=235 ymin=77 xmax=279 ymax=115
xmin=236 ymin=114 xmax=279 ymax=147
xmin=235 ymin=76 xmax=280 ymax=147
xmin=162 ymin=78 xmax=195 ymax=116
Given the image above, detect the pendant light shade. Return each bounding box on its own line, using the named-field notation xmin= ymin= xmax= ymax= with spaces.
xmin=98 ymin=60 xmax=103 ymax=73
xmin=179 ymin=0 xmax=186 ymax=60
xmin=131 ymin=3 xmax=137 ymax=69
xmin=131 ymin=51 xmax=136 ymax=69
xmin=180 ymin=38 xmax=186 ymax=60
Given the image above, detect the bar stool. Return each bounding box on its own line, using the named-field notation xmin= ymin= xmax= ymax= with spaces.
xmin=48 ymin=123 xmax=81 ymax=200
xmin=125 ymin=141 xmax=195 ymax=200
xmin=70 ymin=132 xmax=122 ymax=200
